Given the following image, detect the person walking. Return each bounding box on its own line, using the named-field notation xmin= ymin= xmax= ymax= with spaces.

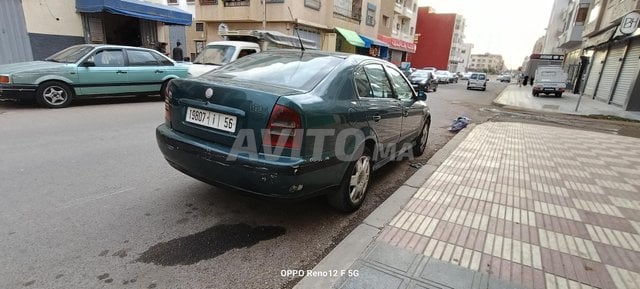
xmin=172 ymin=41 xmax=184 ymax=61
xmin=517 ymin=73 xmax=523 ymax=87
xmin=157 ymin=42 xmax=170 ymax=57
xmin=523 ymin=75 xmax=529 ymax=86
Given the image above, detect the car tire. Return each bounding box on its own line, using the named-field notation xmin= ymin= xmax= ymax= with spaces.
xmin=555 ymin=93 xmax=562 ymax=98
xmin=413 ymin=119 xmax=430 ymax=157
xmin=481 ymin=87 xmax=486 ymax=91
xmin=35 ymin=81 xmax=73 ymax=108
xmin=466 ymin=86 xmax=470 ymax=90
xmin=433 ymin=85 xmax=437 ymax=92
xmin=327 ymin=147 xmax=373 ymax=212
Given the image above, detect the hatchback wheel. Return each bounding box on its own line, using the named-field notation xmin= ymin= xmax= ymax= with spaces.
xmin=328 ymin=147 xmax=373 ymax=212
xmin=36 ymin=81 xmax=73 ymax=108
xmin=413 ymin=120 xmax=430 ymax=157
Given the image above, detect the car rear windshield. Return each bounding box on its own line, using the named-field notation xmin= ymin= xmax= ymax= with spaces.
xmin=206 ymin=52 xmax=343 ymax=91
xmin=45 ymin=45 xmax=94 ymax=63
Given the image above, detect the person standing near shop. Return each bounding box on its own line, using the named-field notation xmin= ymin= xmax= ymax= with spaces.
xmin=172 ymin=42 xmax=184 ymax=62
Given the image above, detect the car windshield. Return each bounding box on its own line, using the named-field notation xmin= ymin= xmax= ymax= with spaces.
xmin=207 ymin=52 xmax=343 ymax=91
xmin=193 ymin=45 xmax=236 ymax=65
xmin=411 ymin=70 xmax=431 ymax=77
xmin=45 ymin=45 xmax=94 ymax=63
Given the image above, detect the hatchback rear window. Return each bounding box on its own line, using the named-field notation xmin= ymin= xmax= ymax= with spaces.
xmin=207 ymin=52 xmax=344 ymax=91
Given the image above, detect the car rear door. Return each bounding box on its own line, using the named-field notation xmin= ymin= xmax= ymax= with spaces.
xmin=355 ymin=63 xmax=403 ymax=148
xmin=125 ymin=49 xmax=166 ymax=94
xmin=76 ymin=48 xmax=128 ymax=95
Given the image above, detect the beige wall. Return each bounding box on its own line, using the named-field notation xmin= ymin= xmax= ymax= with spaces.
xmin=22 ymin=0 xmax=83 ymax=36
xmin=379 ymin=0 xmax=395 ymax=36
xmin=602 ymin=0 xmax=640 ymax=27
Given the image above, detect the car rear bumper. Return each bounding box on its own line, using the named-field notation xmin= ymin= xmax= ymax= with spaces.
xmin=156 ymin=124 xmax=348 ymax=199
xmin=533 ymin=87 xmax=565 ymax=93
xmin=0 ymin=84 xmax=37 ymax=99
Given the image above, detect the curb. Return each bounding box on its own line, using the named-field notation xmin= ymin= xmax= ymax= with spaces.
xmin=293 ymin=124 xmax=475 ymax=289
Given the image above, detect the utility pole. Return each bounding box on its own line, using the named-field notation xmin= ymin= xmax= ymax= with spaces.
xmin=262 ymin=0 xmax=267 ymax=30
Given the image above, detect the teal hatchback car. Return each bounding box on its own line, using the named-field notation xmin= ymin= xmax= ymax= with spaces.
xmin=156 ymin=50 xmax=431 ymax=212
xmin=0 ymin=44 xmax=189 ymax=108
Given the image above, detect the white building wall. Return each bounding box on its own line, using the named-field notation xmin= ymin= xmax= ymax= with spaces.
xmin=543 ymin=0 xmax=569 ymax=54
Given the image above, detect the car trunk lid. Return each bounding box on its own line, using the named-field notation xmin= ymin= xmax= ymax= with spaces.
xmin=168 ymin=77 xmax=302 ymax=148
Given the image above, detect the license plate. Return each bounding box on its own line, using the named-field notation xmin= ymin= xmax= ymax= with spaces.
xmin=185 ymin=107 xmax=237 ymax=133
xmin=543 ymin=88 xmax=555 ymax=91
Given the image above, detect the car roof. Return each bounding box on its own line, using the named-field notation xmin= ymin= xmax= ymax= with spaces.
xmin=67 ymin=44 xmax=161 ymax=52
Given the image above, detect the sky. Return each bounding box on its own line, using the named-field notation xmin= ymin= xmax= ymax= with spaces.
xmin=417 ymin=0 xmax=556 ymax=69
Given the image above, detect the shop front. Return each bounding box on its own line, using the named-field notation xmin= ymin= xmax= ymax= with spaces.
xmin=357 ymin=35 xmax=389 ymax=59
xmin=76 ymin=0 xmax=191 ymax=49
xmin=377 ymin=34 xmax=416 ymax=66
xmin=335 ymin=27 xmax=365 ymax=54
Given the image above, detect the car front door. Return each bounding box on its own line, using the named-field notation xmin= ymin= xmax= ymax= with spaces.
xmin=385 ymin=65 xmax=425 ymax=144
xmin=76 ymin=48 xmax=127 ymax=95
xmin=125 ymin=49 xmax=166 ymax=94
xmin=355 ymin=63 xmax=403 ymax=150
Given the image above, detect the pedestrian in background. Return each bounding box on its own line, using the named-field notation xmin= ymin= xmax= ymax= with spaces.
xmin=172 ymin=41 xmax=184 ymax=61
xmin=157 ymin=42 xmax=170 ymax=57
xmin=517 ymin=73 xmax=523 ymax=87
xmin=523 ymin=75 xmax=529 ymax=86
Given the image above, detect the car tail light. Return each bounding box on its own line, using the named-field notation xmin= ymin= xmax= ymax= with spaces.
xmin=0 ymin=75 xmax=9 ymax=84
xmin=164 ymin=81 xmax=173 ymax=125
xmin=263 ymin=104 xmax=302 ymax=149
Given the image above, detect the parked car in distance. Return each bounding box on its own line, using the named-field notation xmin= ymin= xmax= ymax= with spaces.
xmin=0 ymin=44 xmax=189 ymax=108
xmin=532 ymin=66 xmax=567 ymax=97
xmin=461 ymin=72 xmax=473 ymax=80
xmin=409 ymin=69 xmax=438 ymax=92
xmin=156 ymin=50 xmax=431 ymax=212
xmin=434 ymin=70 xmax=455 ymax=83
xmin=467 ymin=72 xmax=489 ymax=91
xmin=497 ymin=74 xmax=512 ymax=83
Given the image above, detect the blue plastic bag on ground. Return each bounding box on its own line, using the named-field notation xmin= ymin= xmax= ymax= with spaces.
xmin=449 ymin=116 xmax=471 ymax=132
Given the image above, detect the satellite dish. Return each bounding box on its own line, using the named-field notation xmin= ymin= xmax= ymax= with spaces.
xmin=218 ymin=23 xmax=228 ymax=35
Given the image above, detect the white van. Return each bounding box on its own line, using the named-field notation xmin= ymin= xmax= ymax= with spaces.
xmin=467 ymin=72 xmax=488 ymax=91
xmin=532 ymin=66 xmax=567 ymax=97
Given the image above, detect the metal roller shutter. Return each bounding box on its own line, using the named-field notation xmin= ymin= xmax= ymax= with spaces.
xmin=584 ymin=50 xmax=606 ymax=96
xmin=595 ymin=45 xmax=625 ymax=101
xmin=0 ymin=0 xmax=33 ymax=64
xmin=611 ymin=41 xmax=640 ymax=106
xmin=296 ymin=28 xmax=321 ymax=50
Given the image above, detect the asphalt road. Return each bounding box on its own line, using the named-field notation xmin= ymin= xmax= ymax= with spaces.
xmin=0 ymin=80 xmax=539 ymax=289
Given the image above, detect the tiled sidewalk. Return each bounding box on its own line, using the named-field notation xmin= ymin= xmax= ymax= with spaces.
xmin=341 ymin=123 xmax=640 ymax=289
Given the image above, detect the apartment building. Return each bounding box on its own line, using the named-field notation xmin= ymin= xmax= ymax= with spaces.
xmin=580 ymin=0 xmax=640 ymax=111
xmin=190 ymin=0 xmax=417 ymax=65
xmin=0 ymin=0 xmax=192 ymax=65
xmin=409 ymin=7 xmax=467 ymax=73
xmin=558 ymin=0 xmax=591 ymax=91
xmin=468 ymin=53 xmax=505 ymax=74
xmin=460 ymin=43 xmax=474 ymax=72
xmin=543 ymin=0 xmax=570 ymax=54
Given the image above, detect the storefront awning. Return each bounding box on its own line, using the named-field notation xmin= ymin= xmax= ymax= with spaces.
xmin=359 ymin=35 xmax=389 ymax=48
xmin=335 ymin=27 xmax=365 ymax=47
xmin=76 ymin=0 xmax=192 ymax=26
xmin=377 ymin=34 xmax=416 ymax=53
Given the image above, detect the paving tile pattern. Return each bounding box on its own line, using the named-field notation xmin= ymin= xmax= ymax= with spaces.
xmin=379 ymin=123 xmax=640 ymax=289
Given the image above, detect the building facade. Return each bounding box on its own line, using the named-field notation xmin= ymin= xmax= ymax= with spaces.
xmin=580 ymin=0 xmax=640 ymax=111
xmin=460 ymin=43 xmax=474 ymax=72
xmin=543 ymin=0 xmax=570 ymax=54
xmin=558 ymin=0 xmax=591 ymax=91
xmin=468 ymin=53 xmax=505 ymax=74
xmin=0 ymin=0 xmax=192 ymax=65
xmin=190 ymin=0 xmax=417 ymax=64
xmin=409 ymin=7 xmax=466 ymax=72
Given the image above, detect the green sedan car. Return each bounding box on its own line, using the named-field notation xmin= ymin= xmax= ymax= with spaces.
xmin=0 ymin=44 xmax=189 ymax=108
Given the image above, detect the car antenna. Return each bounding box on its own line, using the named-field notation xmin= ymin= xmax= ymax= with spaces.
xmin=287 ymin=6 xmax=305 ymax=52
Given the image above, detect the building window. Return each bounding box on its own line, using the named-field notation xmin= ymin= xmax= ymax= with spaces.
xmin=186 ymin=0 xmax=195 ymax=4
xmin=575 ymin=4 xmax=589 ymax=25
xmin=168 ymin=0 xmax=178 ymax=4
xmin=195 ymin=22 xmax=205 ymax=32
xmin=365 ymin=3 xmax=376 ymax=26
xmin=334 ymin=0 xmax=362 ymax=21
xmin=200 ymin=0 xmax=218 ymax=4
xmin=304 ymin=0 xmax=321 ymax=10
xmin=383 ymin=15 xmax=389 ymax=28
xmin=410 ymin=27 xmax=414 ymax=35
xmin=265 ymin=0 xmax=284 ymax=3
xmin=223 ymin=0 xmax=249 ymax=7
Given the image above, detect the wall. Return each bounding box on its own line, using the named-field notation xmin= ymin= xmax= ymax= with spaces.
xmin=409 ymin=8 xmax=455 ymax=69
xmin=543 ymin=0 xmax=569 ymax=54
xmin=378 ymin=0 xmax=395 ymax=36
xmin=22 ymin=0 xmax=85 ymax=60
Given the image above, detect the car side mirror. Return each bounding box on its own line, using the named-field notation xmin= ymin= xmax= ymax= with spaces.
xmin=82 ymin=60 xmax=95 ymax=67
xmin=417 ymin=91 xmax=427 ymax=101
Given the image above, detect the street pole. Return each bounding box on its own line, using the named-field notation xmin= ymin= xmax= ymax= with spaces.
xmin=262 ymin=0 xmax=266 ymax=30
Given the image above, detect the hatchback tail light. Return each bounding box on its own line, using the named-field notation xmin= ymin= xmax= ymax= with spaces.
xmin=164 ymin=81 xmax=173 ymax=125
xmin=263 ymin=104 xmax=302 ymax=149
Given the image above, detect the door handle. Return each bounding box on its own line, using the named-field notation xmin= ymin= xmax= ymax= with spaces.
xmin=116 ymin=70 xmax=127 ymax=74
xmin=155 ymin=70 xmax=164 ymax=73
xmin=372 ymin=115 xmax=382 ymax=122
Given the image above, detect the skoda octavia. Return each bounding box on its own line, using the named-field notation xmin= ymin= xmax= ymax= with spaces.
xmin=156 ymin=50 xmax=431 ymax=212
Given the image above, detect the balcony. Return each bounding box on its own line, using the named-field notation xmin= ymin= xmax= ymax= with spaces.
xmin=558 ymin=24 xmax=584 ymax=48
xmin=403 ymin=7 xmax=413 ymax=17
xmin=394 ymin=3 xmax=403 ymax=14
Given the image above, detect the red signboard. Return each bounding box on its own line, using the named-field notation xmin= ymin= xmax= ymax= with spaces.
xmin=377 ymin=34 xmax=416 ymax=53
